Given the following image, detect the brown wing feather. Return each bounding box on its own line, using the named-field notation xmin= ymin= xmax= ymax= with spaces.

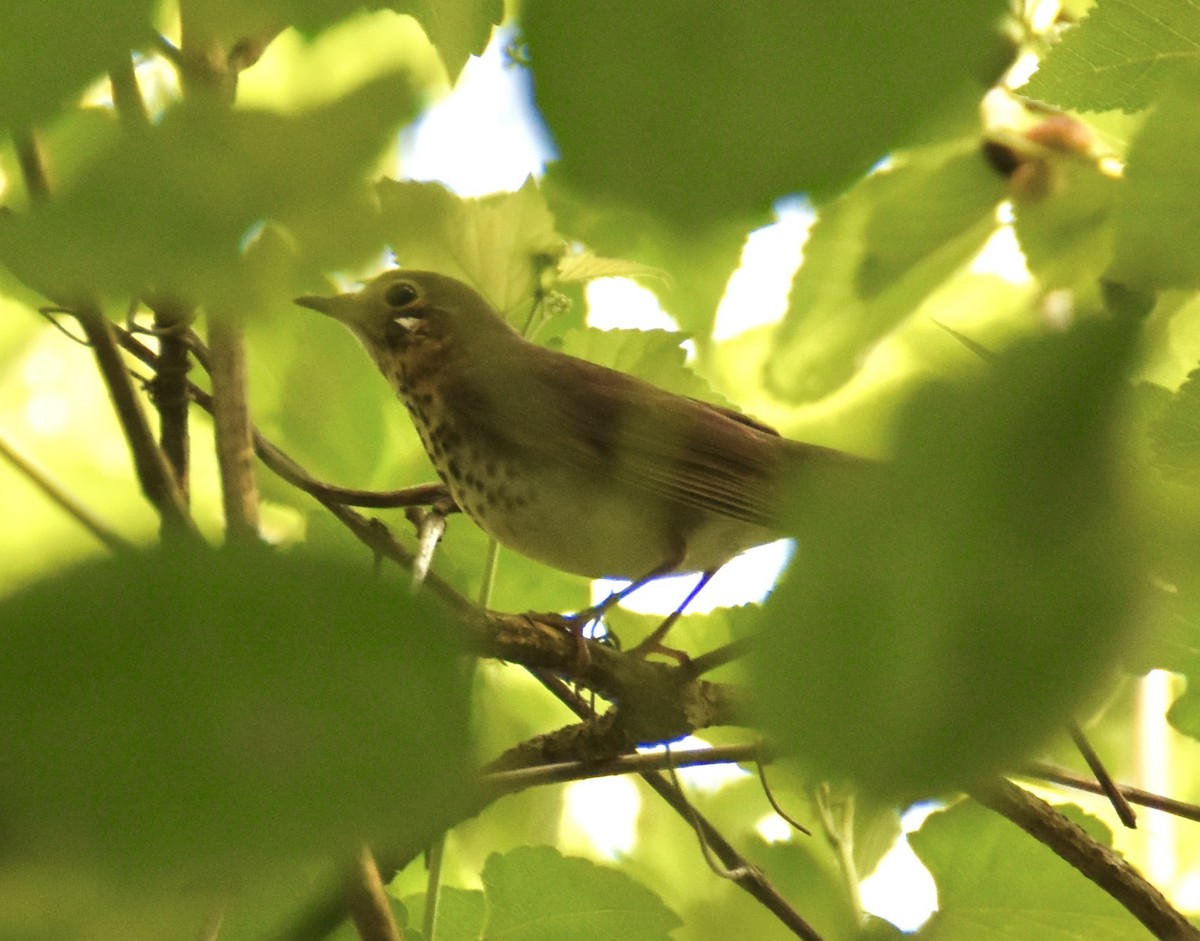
xmin=466 ymin=340 xmax=855 ymax=526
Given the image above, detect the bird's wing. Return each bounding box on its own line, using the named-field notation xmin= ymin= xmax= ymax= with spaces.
xmin=468 ymin=344 xmax=854 ymax=526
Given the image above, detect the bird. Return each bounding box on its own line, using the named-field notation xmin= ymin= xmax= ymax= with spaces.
xmin=295 ymin=269 xmax=866 ymax=656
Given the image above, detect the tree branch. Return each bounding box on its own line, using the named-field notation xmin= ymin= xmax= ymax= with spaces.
xmin=78 ymin=309 xmax=198 ymax=540
xmin=343 ymin=846 xmax=403 ymax=941
xmin=207 ymin=317 xmax=260 ymax=543
xmin=1021 ymin=762 xmax=1200 ymax=824
xmin=145 ymin=301 xmax=194 ymax=500
xmin=971 ymin=779 xmax=1199 ymax=941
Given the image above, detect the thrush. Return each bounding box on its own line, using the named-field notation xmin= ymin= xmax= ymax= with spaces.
xmin=295 ymin=270 xmax=865 ymax=654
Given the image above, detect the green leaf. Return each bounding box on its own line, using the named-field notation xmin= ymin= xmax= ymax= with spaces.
xmin=522 ymin=2 xmax=1003 ymax=228
xmin=1023 ymin=0 xmax=1200 ymax=113
xmin=556 ymin=251 xmax=668 ymax=285
xmin=911 ymin=801 xmax=1143 ymax=939
xmin=403 ymin=886 xmax=487 ymax=941
xmin=400 ymin=0 xmax=504 ymax=81
xmin=766 ymin=139 xmax=1005 ymax=402
xmin=0 ymin=74 xmax=420 ymax=312
xmin=0 ymin=545 xmax=473 ymax=875
xmin=544 ymin=174 xmax=752 ymax=338
xmin=481 ymin=846 xmax=681 ymax=941
xmin=554 ymin=326 xmax=729 ymax=404
xmin=1013 ymin=158 xmax=1118 ymax=288
xmin=1150 ymin=366 xmax=1200 ymax=483
xmin=1109 ymin=68 xmax=1200 ymax=289
xmin=0 ymin=0 xmax=159 ymax=133
xmin=753 ymin=320 xmax=1142 ymax=799
xmin=378 ymin=178 xmax=563 ymax=319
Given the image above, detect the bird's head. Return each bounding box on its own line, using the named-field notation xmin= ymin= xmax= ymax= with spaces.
xmin=295 ymin=269 xmax=519 ymax=381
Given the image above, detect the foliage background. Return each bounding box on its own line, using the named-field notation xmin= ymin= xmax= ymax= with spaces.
xmin=3 ymin=0 xmax=1200 ymax=939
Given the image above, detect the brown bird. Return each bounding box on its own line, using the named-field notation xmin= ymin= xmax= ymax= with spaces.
xmin=296 ymin=270 xmax=863 ymax=653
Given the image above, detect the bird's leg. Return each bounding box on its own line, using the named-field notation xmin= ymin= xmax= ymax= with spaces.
xmin=566 ymin=554 xmax=685 ymax=668
xmin=631 ymin=568 xmax=718 ymax=662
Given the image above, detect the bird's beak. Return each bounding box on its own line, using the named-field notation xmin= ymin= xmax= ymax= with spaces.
xmin=294 ymin=294 xmax=338 ymax=317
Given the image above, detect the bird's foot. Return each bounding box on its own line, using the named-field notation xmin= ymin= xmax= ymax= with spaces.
xmin=629 ymin=608 xmax=692 ymax=666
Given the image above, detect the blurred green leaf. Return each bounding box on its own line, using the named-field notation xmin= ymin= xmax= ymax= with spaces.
xmin=522 ymin=2 xmax=1003 ymax=228
xmin=1013 ymin=158 xmax=1118 ymax=288
xmin=0 ymin=73 xmax=418 ymax=312
xmin=378 ymin=178 xmax=563 ymax=319
xmin=1150 ymin=366 xmax=1200 ymax=483
xmin=753 ymin=320 xmax=1141 ymax=799
xmin=0 ymin=545 xmax=473 ymax=876
xmin=399 ymin=0 xmax=503 ymax=81
xmin=0 ymin=0 xmax=158 ymax=133
xmin=1109 ymin=68 xmax=1200 ymax=289
xmin=766 ymin=139 xmax=1004 ymax=402
xmin=403 ymin=886 xmax=486 ymax=941
xmin=1022 ymin=0 xmax=1200 ymax=113
xmin=481 ymin=845 xmax=681 ymax=941
xmin=911 ymin=801 xmax=1142 ymax=938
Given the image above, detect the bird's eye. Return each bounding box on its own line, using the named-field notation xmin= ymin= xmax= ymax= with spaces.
xmin=385 ymin=282 xmax=419 ymax=308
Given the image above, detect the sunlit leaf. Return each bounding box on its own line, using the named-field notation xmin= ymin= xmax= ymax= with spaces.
xmin=481 ymin=846 xmax=681 ymax=941
xmin=378 ymin=177 xmax=563 ymax=319
xmin=766 ymin=139 xmax=1004 ymax=402
xmin=1022 ymin=0 xmax=1200 ymax=113
xmin=1109 ymin=68 xmax=1200 ymax=289
xmin=403 ymin=886 xmax=486 ymax=941
xmin=399 ymin=0 xmax=504 ymax=81
xmin=554 ymin=326 xmax=727 ymax=403
xmin=911 ymin=801 xmax=1143 ymax=938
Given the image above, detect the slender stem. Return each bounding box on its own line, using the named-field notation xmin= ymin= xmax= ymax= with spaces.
xmin=149 ymin=302 xmax=194 ymax=501
xmin=0 ymin=431 xmax=134 ymax=553
xmin=109 ymin=56 xmax=150 ymax=128
xmin=1069 ymin=721 xmax=1137 ymax=829
xmin=1020 ymin=762 xmax=1200 ymax=823
xmin=14 ymin=128 xmax=50 ymax=204
xmin=422 ymin=839 xmax=444 ymax=941
xmin=77 ymin=310 xmax=197 ymax=540
xmin=207 ymin=317 xmax=260 ymax=544
xmin=813 ymin=785 xmax=864 ymax=924
xmin=345 ymin=846 xmax=403 ymax=941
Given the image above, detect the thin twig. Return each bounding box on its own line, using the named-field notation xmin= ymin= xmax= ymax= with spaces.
xmin=1021 ymin=762 xmax=1200 ymax=823
xmin=687 ymin=637 xmax=756 ymax=676
xmin=15 ymin=128 xmax=50 ymax=204
xmin=1069 ymin=721 xmax=1137 ymax=829
xmin=663 ymin=745 xmax=754 ymax=881
xmin=972 ymin=778 xmax=1200 ymax=941
xmin=344 ymin=846 xmax=403 ymax=941
xmin=483 ymin=743 xmax=763 ymax=792
xmin=755 ymin=760 xmax=811 ymax=837
xmin=77 ymin=310 xmax=197 ymax=540
xmin=109 ymin=56 xmax=151 ymax=128
xmin=0 ymin=431 xmax=134 ymax=553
